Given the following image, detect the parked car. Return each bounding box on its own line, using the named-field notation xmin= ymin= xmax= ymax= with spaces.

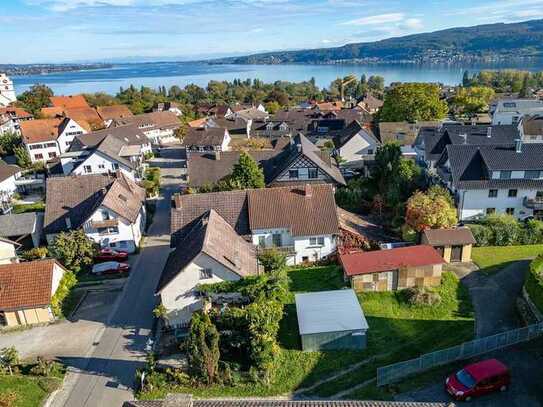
xmin=446 ymin=359 xmax=510 ymax=401
xmin=91 ymin=261 xmax=130 ymax=275
xmin=94 ymin=248 xmax=129 ymax=262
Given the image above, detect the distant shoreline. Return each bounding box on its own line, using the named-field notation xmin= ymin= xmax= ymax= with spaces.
xmin=1 ymin=63 xmax=114 ymax=77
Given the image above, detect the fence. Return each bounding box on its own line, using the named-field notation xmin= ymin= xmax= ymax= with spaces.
xmin=377 ymin=321 xmax=543 ymax=386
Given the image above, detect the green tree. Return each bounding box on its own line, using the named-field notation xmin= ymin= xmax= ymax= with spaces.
xmin=0 ymin=347 xmax=19 ymax=375
xmin=462 ymin=70 xmax=471 ymax=87
xmin=13 ymin=145 xmax=31 ymax=168
xmin=519 ymin=75 xmax=531 ymax=98
xmin=450 ymin=86 xmax=495 ymax=114
xmin=380 ymin=83 xmax=448 ymax=122
xmin=257 ymin=248 xmax=287 ymax=273
xmin=16 ymin=84 xmax=54 ymax=116
xmin=405 ymin=189 xmax=458 ymax=232
xmin=367 ymin=75 xmax=385 ymax=93
xmin=230 ymin=152 xmax=265 ymax=189
xmin=152 ymin=304 xmax=168 ymax=321
xmin=186 ymin=312 xmax=220 ymax=385
xmin=49 ymin=229 xmax=97 ymax=273
xmin=265 ymin=101 xmax=281 ymax=114
xmin=0 ymin=131 xmax=21 ymax=156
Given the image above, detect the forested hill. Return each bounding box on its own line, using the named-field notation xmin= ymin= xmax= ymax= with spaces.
xmin=212 ymin=19 xmax=543 ymax=65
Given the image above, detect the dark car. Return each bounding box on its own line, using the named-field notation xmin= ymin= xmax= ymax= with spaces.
xmin=91 ymin=261 xmax=130 ymax=275
xmin=446 ymin=359 xmax=510 ymax=401
xmin=94 ymin=248 xmax=129 ymax=262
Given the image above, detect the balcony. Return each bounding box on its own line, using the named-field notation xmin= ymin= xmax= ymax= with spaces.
xmin=91 ymin=219 xmax=119 ymax=229
xmin=256 ymin=245 xmax=296 ymax=256
xmin=523 ymin=197 xmax=543 ymax=210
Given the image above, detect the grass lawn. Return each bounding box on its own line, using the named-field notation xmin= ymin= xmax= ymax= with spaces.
xmin=140 ymin=266 xmax=474 ymax=400
xmin=11 ymin=201 xmax=45 ymax=214
xmin=472 ymin=244 xmax=543 ymax=274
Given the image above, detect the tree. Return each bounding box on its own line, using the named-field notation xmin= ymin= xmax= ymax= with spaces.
xmin=405 ymin=189 xmax=457 ymax=232
xmin=16 ymin=84 xmax=54 ymax=116
xmin=186 ymin=312 xmax=220 ymax=385
xmin=257 ymin=248 xmax=287 ymax=273
xmin=380 ymin=83 xmax=448 ymax=122
xmin=0 ymin=131 xmax=21 ymax=156
xmin=0 ymin=347 xmax=19 ymax=375
xmin=49 ymin=229 xmax=97 ymax=273
xmin=13 ymin=145 xmax=31 ymax=168
xmin=519 ymin=75 xmax=531 ymax=98
xmin=265 ymin=101 xmax=281 ymax=114
xmin=152 ymin=304 xmax=168 ymax=321
xmin=450 ymin=86 xmax=495 ymax=114
xmin=462 ymin=70 xmax=471 ymax=87
xmin=367 ymin=75 xmax=385 ymax=93
xmin=230 ymin=152 xmax=265 ymax=189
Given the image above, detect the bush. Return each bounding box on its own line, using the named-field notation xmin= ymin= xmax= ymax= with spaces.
xmin=257 ymin=248 xmax=287 ymax=273
xmin=50 ymin=271 xmax=77 ymax=317
xmin=525 ymin=255 xmax=543 ymax=313
xmin=402 ymin=287 xmax=441 ymax=306
xmin=521 ymin=219 xmax=543 ymax=245
xmin=467 ymin=224 xmax=493 ymax=247
xmin=484 ymin=214 xmax=521 ymax=246
xmin=0 ymin=391 xmax=18 ymax=407
xmin=20 ymin=247 xmax=49 ymax=261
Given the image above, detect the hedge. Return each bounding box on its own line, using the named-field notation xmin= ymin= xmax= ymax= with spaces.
xmin=525 ymin=255 xmax=543 ymax=313
xmin=50 ymin=271 xmax=77 ymax=317
xmin=467 ymin=216 xmax=543 ymax=247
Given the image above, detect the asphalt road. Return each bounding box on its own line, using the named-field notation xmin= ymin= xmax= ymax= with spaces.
xmin=53 ymin=148 xmax=183 ymax=407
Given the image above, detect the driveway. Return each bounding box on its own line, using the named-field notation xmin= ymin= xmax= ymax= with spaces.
xmin=0 ymin=285 xmax=120 ymax=360
xmin=458 ymin=261 xmax=528 ymax=338
xmin=52 ymin=149 xmax=181 ymax=407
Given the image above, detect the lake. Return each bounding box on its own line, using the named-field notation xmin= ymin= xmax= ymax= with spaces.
xmin=12 ymin=60 xmax=543 ymax=96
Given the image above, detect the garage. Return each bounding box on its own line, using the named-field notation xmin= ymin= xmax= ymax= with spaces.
xmin=421 ymin=227 xmax=476 ymax=263
xmin=295 ymin=289 xmax=369 ymax=351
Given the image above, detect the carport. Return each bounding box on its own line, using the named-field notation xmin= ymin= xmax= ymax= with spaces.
xmin=295 ymin=289 xmax=369 ymax=351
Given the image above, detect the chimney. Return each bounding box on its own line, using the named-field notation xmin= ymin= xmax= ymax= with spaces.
xmin=296 ymin=143 xmax=302 ymax=153
xmin=213 ymin=150 xmax=221 ymax=160
xmin=487 ymin=127 xmax=492 ymax=138
xmin=65 ymin=218 xmax=72 ymax=229
xmin=515 ymin=138 xmax=523 ymax=153
xmin=164 ymin=394 xmax=193 ymax=407
xmin=459 ymin=133 xmax=467 ymax=144
xmin=304 ymin=184 xmax=313 ymax=198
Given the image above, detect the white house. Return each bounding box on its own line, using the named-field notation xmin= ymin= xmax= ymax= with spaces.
xmin=44 ymin=173 xmax=146 ymax=253
xmin=334 ymin=120 xmax=380 ymax=170
xmin=491 ymin=99 xmax=543 ymax=125
xmin=435 ymin=141 xmax=543 ymax=221
xmin=156 ymin=209 xmax=259 ymax=327
xmin=171 ymin=184 xmax=340 ymax=266
xmin=111 ymin=111 xmax=180 ymax=145
xmin=20 ymin=117 xmax=88 ymax=163
xmin=0 ymin=161 xmax=20 ymax=214
xmin=0 ymin=74 xmax=16 ymax=107
xmin=183 ymin=127 xmax=231 ymax=153
xmin=518 ymin=114 xmax=543 ymax=143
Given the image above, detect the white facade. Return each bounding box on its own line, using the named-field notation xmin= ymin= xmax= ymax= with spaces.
xmin=159 ymin=252 xmax=242 ymax=327
xmin=337 ymin=130 xmax=379 ymax=168
xmin=251 ymin=228 xmax=336 ymax=265
xmin=492 ymin=99 xmax=543 ymax=125
xmin=0 ymin=74 xmax=16 ymax=107
xmin=26 ymin=119 xmax=87 ymax=163
xmin=82 ymin=205 xmax=145 ymax=253
xmin=68 ymin=150 xmax=136 ymax=180
xmin=0 ymin=172 xmax=18 ymax=211
xmin=0 ymin=114 xmax=17 ymax=136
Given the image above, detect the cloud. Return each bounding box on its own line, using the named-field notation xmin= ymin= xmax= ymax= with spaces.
xmin=402 ymin=18 xmax=423 ymax=30
xmin=341 ymin=13 xmax=405 ymax=26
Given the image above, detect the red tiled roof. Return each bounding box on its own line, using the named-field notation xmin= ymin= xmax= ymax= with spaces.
xmin=0 ymin=107 xmax=32 ymax=119
xmin=96 ymin=105 xmax=133 ymax=121
xmin=340 ymin=245 xmax=445 ymax=277
xmin=0 ymin=259 xmax=66 ymax=310
xmin=50 ymin=95 xmax=90 ymax=109
xmin=20 ymin=118 xmax=64 ymax=144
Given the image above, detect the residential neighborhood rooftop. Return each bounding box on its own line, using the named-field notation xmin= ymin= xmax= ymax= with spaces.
xmin=422 ymin=228 xmax=476 ymax=246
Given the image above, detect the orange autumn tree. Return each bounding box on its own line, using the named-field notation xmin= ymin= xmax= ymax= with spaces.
xmin=405 ymin=186 xmax=457 ymax=232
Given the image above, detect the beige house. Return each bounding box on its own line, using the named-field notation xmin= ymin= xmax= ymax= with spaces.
xmin=339 ymin=245 xmax=445 ymax=292
xmin=0 ymin=237 xmax=19 ymax=265
xmin=0 ymin=259 xmax=67 ymax=327
xmin=421 ymin=228 xmax=476 ymax=263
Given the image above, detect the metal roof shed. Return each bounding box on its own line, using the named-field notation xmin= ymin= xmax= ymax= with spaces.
xmin=295 ymin=289 xmax=369 ymax=351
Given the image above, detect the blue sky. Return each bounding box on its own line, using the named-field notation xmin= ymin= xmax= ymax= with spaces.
xmin=2 ymin=0 xmax=543 ymax=63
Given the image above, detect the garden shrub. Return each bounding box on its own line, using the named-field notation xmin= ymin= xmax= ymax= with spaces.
xmin=50 ymin=271 xmax=77 ymax=317
xmin=186 ymin=312 xmax=221 ymax=385
xmin=20 ymin=247 xmax=49 ymax=261
xmin=484 ymin=214 xmax=521 ymax=246
xmin=257 ymin=248 xmax=287 ymax=273
xmin=467 ymin=223 xmax=493 ymax=246
xmin=402 ymin=287 xmax=441 ymax=306
xmin=521 ymin=219 xmax=543 ymax=245
xmin=525 ymin=255 xmax=543 ymax=313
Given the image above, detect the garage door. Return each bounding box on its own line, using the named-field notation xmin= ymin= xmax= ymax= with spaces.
xmin=451 ymin=245 xmax=463 ymax=262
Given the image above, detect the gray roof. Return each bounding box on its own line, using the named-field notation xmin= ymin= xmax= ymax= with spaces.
xmin=335 ymin=120 xmax=379 ymax=149
xmin=70 ymin=124 xmax=148 ymax=150
xmin=295 ymin=289 xmax=368 ymax=335
xmin=183 ymin=127 xmax=227 ymax=148
xmin=0 ymin=160 xmax=20 ymax=183
xmin=0 ymin=212 xmax=38 ymax=237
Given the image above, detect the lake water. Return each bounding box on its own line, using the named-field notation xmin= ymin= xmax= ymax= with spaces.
xmin=12 ymin=60 xmax=543 ymax=96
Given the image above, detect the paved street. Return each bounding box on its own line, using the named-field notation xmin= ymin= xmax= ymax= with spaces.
xmin=52 ymin=147 xmax=183 ymax=407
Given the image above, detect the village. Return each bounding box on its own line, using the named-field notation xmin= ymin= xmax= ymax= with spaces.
xmin=1 ymin=70 xmax=543 ymax=407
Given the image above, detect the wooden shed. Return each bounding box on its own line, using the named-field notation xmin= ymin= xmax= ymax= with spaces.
xmin=421 ymin=228 xmax=476 ymax=263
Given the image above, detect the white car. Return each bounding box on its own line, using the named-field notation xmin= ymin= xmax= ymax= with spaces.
xmin=91 ymin=261 xmax=130 ymax=275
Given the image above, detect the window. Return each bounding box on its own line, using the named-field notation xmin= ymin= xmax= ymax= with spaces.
xmin=506 ymin=208 xmax=515 ymax=215
xmin=83 ymin=165 xmax=92 ymax=173
xmin=101 ymin=210 xmax=111 ymax=220
xmin=98 ymin=164 xmax=105 ymax=169
xmin=48 ymin=152 xmax=56 ymax=158
xmin=367 ymin=149 xmax=374 ymax=155
xmin=34 ymin=153 xmax=43 ymax=160
xmin=508 ymin=189 xmax=518 ymax=197
xmin=112 ymin=163 xmax=119 ymax=170
xmin=308 ymin=168 xmax=318 ymax=179
xmin=288 ymin=169 xmax=299 ymax=179
xmin=309 ymin=236 xmax=325 ymax=247
xmin=525 ymin=170 xmax=541 ymax=179
xmin=45 ymin=142 xmax=56 ymax=148
xmin=537 ymin=191 xmax=543 ymax=199
xmin=29 ymin=144 xmax=43 ymax=150
xmin=199 ymin=268 xmax=213 ymax=279
xmin=272 ymin=233 xmax=282 ymax=247
xmin=488 ymin=189 xmax=498 ymax=198
xmin=486 ymin=208 xmax=496 ymax=215
xmin=98 ymin=226 xmax=118 ymax=235
xmin=258 ymin=236 xmax=265 ymax=247
xmin=500 ymin=171 xmax=511 ymax=179
xmin=396 ymin=133 xmax=406 ymax=141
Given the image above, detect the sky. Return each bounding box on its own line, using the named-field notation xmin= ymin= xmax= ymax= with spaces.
xmin=2 ymin=0 xmax=543 ymax=64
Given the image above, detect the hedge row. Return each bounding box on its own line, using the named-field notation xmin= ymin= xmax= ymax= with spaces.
xmin=525 ymin=255 xmax=543 ymax=313
xmin=467 ymin=215 xmax=543 ymax=247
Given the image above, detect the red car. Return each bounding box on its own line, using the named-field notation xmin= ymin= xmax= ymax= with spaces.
xmin=94 ymin=248 xmax=129 ymax=262
xmin=446 ymin=359 xmax=510 ymax=401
